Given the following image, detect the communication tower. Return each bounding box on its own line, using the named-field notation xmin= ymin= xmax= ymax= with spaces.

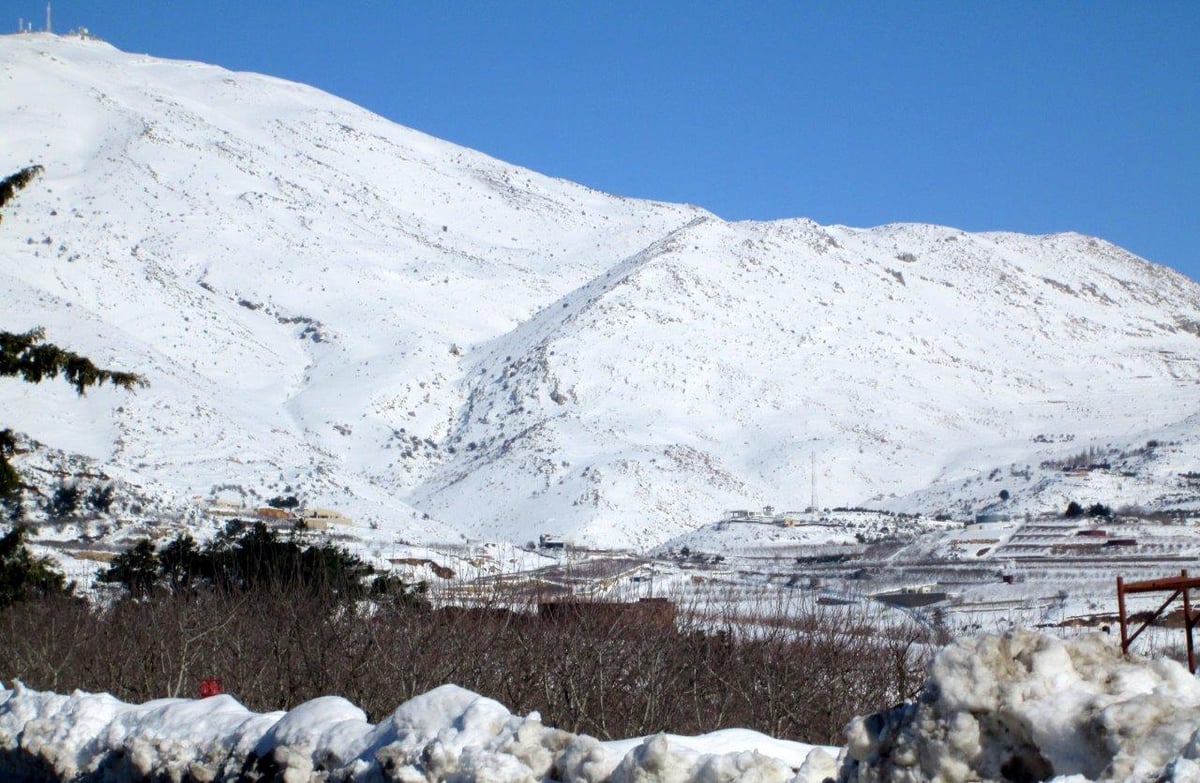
xmin=809 ymin=451 xmax=818 ymax=512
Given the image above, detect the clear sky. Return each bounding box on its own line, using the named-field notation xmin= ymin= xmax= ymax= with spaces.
xmin=13 ymin=1 xmax=1200 ymax=281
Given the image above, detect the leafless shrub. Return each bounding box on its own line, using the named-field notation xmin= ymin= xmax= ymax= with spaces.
xmin=0 ymin=584 xmax=934 ymax=744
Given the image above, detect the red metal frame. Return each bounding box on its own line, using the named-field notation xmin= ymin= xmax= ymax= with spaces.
xmin=1117 ymin=570 xmax=1200 ymax=672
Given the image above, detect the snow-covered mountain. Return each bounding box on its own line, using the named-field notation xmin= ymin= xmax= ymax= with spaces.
xmin=2 ymin=33 xmax=1198 ymax=550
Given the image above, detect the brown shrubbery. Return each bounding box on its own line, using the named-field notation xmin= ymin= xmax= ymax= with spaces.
xmin=0 ymin=585 xmax=930 ymax=745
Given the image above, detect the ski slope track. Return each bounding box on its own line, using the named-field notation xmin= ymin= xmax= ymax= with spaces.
xmin=2 ymin=34 xmax=1199 ymax=553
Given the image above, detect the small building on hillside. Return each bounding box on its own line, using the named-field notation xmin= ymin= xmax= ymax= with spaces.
xmin=302 ymin=508 xmax=353 ymax=527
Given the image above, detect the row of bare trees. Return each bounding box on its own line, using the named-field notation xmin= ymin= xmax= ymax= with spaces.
xmin=0 ymin=586 xmax=932 ymax=745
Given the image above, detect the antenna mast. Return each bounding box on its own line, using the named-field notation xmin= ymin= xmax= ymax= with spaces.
xmin=45 ymin=2 xmax=51 ymax=33
xmin=810 ymin=451 xmax=817 ymax=512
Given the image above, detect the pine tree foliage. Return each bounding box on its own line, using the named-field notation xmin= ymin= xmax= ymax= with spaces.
xmin=0 ymin=430 xmax=19 ymax=507
xmin=0 ymin=334 xmax=146 ymax=508
xmin=0 ymin=164 xmax=43 ymax=221
xmin=0 ymin=328 xmax=146 ymax=395
xmin=99 ymin=522 xmax=394 ymax=600
xmin=98 ymin=539 xmax=159 ymax=596
xmin=0 ymin=525 xmax=66 ymax=607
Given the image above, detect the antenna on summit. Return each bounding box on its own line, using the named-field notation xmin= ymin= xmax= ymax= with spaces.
xmin=45 ymin=2 xmax=51 ymax=33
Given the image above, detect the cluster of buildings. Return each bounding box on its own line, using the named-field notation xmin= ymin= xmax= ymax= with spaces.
xmin=720 ymin=505 xmax=815 ymax=527
xmin=204 ymin=499 xmax=353 ymax=531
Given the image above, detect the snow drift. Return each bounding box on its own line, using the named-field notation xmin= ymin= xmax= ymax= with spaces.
xmin=843 ymin=629 xmax=1200 ymax=782
xmin=0 ymin=681 xmax=829 ymax=783
xmin=7 ymin=631 xmax=1200 ymax=782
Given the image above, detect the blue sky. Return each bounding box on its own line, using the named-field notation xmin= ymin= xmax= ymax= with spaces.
xmin=17 ymin=1 xmax=1200 ymax=281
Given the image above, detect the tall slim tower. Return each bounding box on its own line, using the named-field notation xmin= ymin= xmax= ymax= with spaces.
xmin=45 ymin=2 xmax=51 ymax=33
xmin=810 ymin=451 xmax=818 ymax=512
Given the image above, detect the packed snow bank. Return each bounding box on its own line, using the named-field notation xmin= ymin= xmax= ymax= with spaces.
xmin=10 ymin=630 xmax=1197 ymax=782
xmin=842 ymin=629 xmax=1200 ymax=783
xmin=0 ymin=681 xmax=831 ymax=782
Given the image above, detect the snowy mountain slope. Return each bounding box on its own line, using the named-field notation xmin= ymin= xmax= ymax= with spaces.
xmin=0 ymin=34 xmax=700 ymax=542
xmin=412 ymin=217 xmax=1200 ymax=545
xmin=2 ymin=33 xmax=1199 ymax=551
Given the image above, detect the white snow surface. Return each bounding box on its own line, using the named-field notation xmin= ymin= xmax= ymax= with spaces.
xmin=843 ymin=629 xmax=1200 ymax=783
xmin=0 ymin=681 xmax=831 ymax=783
xmin=3 ymin=33 xmax=1200 ymax=551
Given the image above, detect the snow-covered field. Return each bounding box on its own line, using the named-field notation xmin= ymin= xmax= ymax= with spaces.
xmin=5 ymin=630 xmax=1200 ymax=782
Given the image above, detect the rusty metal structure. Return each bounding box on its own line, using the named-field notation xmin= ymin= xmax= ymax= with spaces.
xmin=1116 ymin=570 xmax=1200 ymax=673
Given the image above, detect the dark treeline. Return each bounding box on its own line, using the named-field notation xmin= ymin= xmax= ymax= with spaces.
xmin=94 ymin=519 xmax=423 ymax=601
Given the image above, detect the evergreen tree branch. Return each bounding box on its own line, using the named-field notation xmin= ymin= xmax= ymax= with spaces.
xmin=0 ymin=165 xmax=44 ymax=221
xmin=0 ymin=328 xmax=147 ymax=395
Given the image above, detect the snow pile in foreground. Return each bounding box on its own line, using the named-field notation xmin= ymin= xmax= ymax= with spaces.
xmin=0 ymin=681 xmax=831 ymax=782
xmin=843 ymin=629 xmax=1200 ymax=782
xmin=7 ymin=630 xmax=1200 ymax=782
